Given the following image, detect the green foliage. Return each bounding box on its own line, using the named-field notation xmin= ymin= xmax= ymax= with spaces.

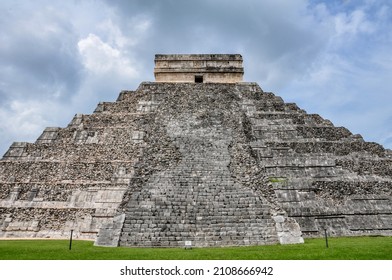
xmin=0 ymin=236 xmax=391 ymax=260
xmin=268 ymin=177 xmax=287 ymax=183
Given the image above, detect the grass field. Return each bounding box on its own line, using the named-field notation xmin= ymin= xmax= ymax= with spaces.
xmin=0 ymin=236 xmax=391 ymax=260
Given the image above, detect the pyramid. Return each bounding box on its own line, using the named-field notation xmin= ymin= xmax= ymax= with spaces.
xmin=1 ymin=54 xmax=391 ymax=247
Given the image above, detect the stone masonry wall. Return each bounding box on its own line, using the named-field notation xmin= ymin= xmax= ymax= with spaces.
xmin=154 ymin=54 xmax=244 ymax=83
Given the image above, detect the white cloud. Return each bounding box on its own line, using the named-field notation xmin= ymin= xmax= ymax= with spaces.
xmin=78 ymin=33 xmax=137 ymax=77
xmin=279 ymin=1 xmax=392 ymax=149
xmin=98 ymin=19 xmax=133 ymax=48
xmin=334 ymin=9 xmax=375 ymax=37
xmin=0 ymin=99 xmax=65 ymax=154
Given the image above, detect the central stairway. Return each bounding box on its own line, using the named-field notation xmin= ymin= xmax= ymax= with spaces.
xmin=117 ymin=83 xmax=293 ymax=247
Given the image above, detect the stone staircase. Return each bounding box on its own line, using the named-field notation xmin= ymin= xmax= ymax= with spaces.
xmin=118 ymin=101 xmax=279 ymax=247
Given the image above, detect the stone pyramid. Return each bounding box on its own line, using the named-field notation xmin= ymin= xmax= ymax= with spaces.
xmin=1 ymin=54 xmax=391 ymax=247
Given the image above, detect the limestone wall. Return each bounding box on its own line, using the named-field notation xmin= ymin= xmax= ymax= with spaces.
xmin=154 ymin=54 xmax=244 ymax=83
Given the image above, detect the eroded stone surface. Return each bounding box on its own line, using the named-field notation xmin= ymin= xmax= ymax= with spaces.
xmin=154 ymin=54 xmax=244 ymax=83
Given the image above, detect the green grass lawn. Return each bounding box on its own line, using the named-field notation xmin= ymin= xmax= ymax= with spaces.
xmin=0 ymin=236 xmax=391 ymax=260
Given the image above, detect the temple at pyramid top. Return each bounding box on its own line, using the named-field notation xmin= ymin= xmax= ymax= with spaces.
xmin=154 ymin=54 xmax=244 ymax=83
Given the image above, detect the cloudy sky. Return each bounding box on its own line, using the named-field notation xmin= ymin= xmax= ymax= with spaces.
xmin=1 ymin=0 xmax=391 ymax=156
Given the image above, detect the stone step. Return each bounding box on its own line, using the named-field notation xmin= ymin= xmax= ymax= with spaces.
xmin=295 ymin=126 xmax=353 ymax=141
xmin=259 ymin=157 xmax=336 ymax=168
xmin=264 ymin=165 xmax=345 ymax=178
xmin=0 ymin=161 xmax=135 ymax=182
xmin=75 ymin=113 xmax=141 ymax=128
xmin=2 ymin=142 xmax=28 ymax=160
xmin=252 ymin=112 xmax=333 ymax=126
xmin=336 ymin=158 xmax=392 ymax=177
xmin=253 ymin=130 xmax=300 ymax=141
xmin=263 ymin=140 xmax=386 ymax=157
xmin=3 ymin=142 xmax=141 ymax=161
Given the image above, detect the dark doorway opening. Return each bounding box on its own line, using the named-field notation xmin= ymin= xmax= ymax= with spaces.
xmin=195 ymin=75 xmax=203 ymax=83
